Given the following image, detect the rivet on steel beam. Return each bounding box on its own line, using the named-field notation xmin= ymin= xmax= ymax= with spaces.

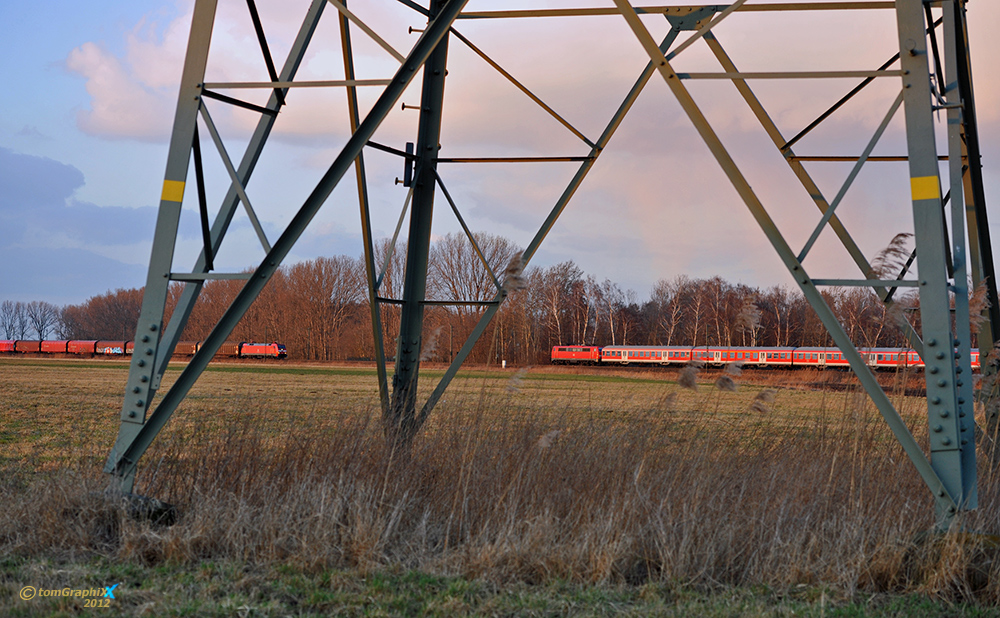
xmin=942 ymin=437 xmax=952 ymax=446
xmin=920 ymin=280 xmax=927 ymax=286
xmin=958 ymin=397 xmax=965 ymax=404
xmin=133 ymin=387 xmax=141 ymax=394
xmin=937 ymin=379 xmax=947 ymax=387
xmin=962 ymin=439 xmax=969 ymax=445
xmin=933 ymin=424 xmax=943 ymax=433
xmin=137 ymin=360 xmax=146 ymax=367
xmin=956 ymin=366 xmax=963 ymax=374
xmin=140 ymin=376 xmax=148 ymax=383
xmin=929 ymin=367 xmax=939 ymax=374
xmin=948 ymin=506 xmax=956 ymax=514
xmin=960 ymin=411 xmax=967 ymax=417
xmin=931 ymin=396 xmax=941 ymax=404
xmin=957 ymin=380 xmax=963 ymax=387
xmin=128 ymin=411 xmax=136 ymax=418
xmin=938 ymin=490 xmax=946 ymax=497
xmin=136 ymin=400 xmax=144 ymax=407
xmin=928 ymin=339 xmax=937 ymax=346
xmin=936 ymin=351 xmax=945 ymax=359
xmin=146 ymin=348 xmax=154 ymax=356
xmin=939 ymin=409 xmax=949 ymax=418
xmin=142 ymin=335 xmax=150 ymax=342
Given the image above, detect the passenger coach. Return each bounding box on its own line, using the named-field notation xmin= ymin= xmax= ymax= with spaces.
xmin=555 ymin=344 xmax=981 ymax=371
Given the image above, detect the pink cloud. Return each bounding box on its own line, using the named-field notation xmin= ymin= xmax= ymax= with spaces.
xmin=66 ymin=41 xmax=176 ymax=141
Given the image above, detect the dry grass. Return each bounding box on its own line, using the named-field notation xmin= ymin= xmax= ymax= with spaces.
xmin=3 ymin=358 xmax=1000 ymax=607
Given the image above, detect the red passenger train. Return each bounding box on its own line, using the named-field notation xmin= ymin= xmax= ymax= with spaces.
xmin=1 ymin=340 xmax=287 ymax=359
xmin=551 ymin=344 xmax=981 ymax=371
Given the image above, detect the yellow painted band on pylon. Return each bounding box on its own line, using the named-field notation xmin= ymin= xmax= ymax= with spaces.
xmin=910 ymin=176 xmax=940 ymax=201
xmin=161 ymin=180 xmax=186 ymax=203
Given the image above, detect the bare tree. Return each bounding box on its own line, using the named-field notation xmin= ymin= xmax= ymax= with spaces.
xmin=736 ymin=297 xmax=762 ymax=347
xmin=540 ymin=262 xmax=585 ymax=346
xmin=650 ymin=276 xmax=686 ymax=345
xmin=429 ymin=232 xmax=519 ymax=312
xmin=0 ymin=300 xmax=22 ymax=339
xmin=287 ymin=256 xmax=365 ymax=360
xmin=600 ymin=279 xmax=623 ymax=345
xmin=61 ymin=288 xmax=143 ymax=340
xmin=25 ymin=301 xmax=60 ymax=339
xmin=685 ymin=279 xmax=707 ymax=346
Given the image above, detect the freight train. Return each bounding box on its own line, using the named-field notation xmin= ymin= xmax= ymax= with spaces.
xmin=551 ymin=345 xmax=981 ymax=371
xmin=0 ymin=340 xmax=287 ymax=359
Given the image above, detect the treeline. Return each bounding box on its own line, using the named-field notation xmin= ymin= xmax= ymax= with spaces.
xmin=3 ymin=232 xmax=931 ymax=364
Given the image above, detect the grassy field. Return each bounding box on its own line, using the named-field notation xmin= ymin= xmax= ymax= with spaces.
xmin=2 ymin=357 xmax=1000 ymax=617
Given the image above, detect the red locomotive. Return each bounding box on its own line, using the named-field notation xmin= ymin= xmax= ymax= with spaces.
xmin=550 ymin=345 xmax=602 ymax=365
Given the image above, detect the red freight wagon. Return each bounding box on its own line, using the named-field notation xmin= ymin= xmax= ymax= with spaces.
xmin=125 ymin=341 xmax=135 ymax=355
xmin=240 ymin=342 xmax=287 ymax=359
xmin=550 ymin=345 xmax=602 ymax=365
xmin=67 ymin=340 xmax=98 ymax=354
xmin=175 ymin=341 xmax=199 ymax=355
xmin=0 ymin=340 xmax=14 ymax=353
xmin=217 ymin=342 xmax=241 ymax=357
xmin=96 ymin=341 xmax=127 ymax=355
xmin=14 ymin=341 xmax=41 ymax=353
xmin=41 ymin=340 xmax=69 ymax=353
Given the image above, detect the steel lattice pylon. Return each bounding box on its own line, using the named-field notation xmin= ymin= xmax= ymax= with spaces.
xmin=104 ymin=0 xmax=995 ymax=528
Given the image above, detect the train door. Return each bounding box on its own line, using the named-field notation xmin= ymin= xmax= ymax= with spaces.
xmin=713 ymin=350 xmax=721 ymax=364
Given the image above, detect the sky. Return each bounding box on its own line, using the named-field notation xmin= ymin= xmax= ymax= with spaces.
xmin=2 ymin=0 xmax=999 ymax=306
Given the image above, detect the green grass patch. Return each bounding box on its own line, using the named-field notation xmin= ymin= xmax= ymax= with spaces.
xmin=4 ymin=558 xmax=998 ymax=617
